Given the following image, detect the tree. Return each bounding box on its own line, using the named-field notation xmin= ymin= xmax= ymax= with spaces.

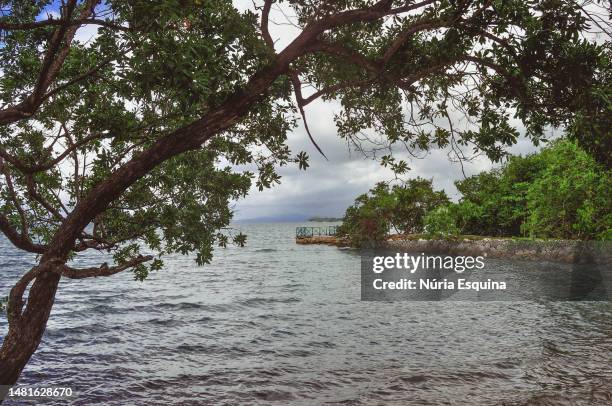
xmin=432 ymin=139 xmax=612 ymax=239
xmin=390 ymin=178 xmax=449 ymax=233
xmin=337 ymin=178 xmax=448 ymax=246
xmin=0 ymin=0 xmax=609 ymax=384
xmin=423 ymin=205 xmax=460 ymax=238
xmin=337 ymin=182 xmax=397 ymax=247
xmin=454 ymin=152 xmax=545 ymax=236
xmin=522 ymin=140 xmax=612 ymax=239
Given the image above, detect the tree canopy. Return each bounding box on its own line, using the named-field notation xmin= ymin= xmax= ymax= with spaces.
xmin=0 ymin=0 xmax=610 ymax=384
xmin=341 ymin=140 xmax=612 ymax=244
xmin=337 ymin=178 xmax=449 ymax=246
xmin=425 ymin=139 xmax=612 ymax=240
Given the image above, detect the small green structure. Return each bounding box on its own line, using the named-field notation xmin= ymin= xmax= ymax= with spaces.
xmin=296 ymin=226 xmax=338 ymax=238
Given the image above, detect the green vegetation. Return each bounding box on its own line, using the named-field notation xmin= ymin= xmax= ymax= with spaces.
xmin=337 ymin=178 xmax=449 ymax=246
xmin=340 ymin=140 xmax=612 ymax=246
xmin=444 ymin=140 xmax=612 ymax=240
xmin=423 ymin=206 xmax=459 ymax=239
xmin=0 ymin=0 xmax=609 ymax=384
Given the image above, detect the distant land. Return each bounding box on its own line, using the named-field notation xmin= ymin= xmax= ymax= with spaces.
xmin=308 ymin=217 xmax=343 ymax=222
xmin=233 ymin=214 xmax=342 ymax=223
xmin=233 ymin=213 xmax=308 ymax=223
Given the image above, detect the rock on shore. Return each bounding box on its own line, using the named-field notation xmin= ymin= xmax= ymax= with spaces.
xmin=296 ymin=235 xmax=611 ymax=264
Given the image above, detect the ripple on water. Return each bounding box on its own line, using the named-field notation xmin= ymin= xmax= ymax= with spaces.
xmin=1 ymin=224 xmax=610 ymax=405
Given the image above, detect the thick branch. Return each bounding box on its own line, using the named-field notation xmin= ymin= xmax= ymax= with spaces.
xmin=0 ymin=0 xmax=95 ymax=126
xmin=0 ymin=18 xmax=129 ymax=33
xmin=59 ymin=255 xmax=154 ymax=279
xmin=7 ymin=266 xmax=42 ymax=322
xmin=7 ymin=258 xmax=66 ymax=321
xmin=261 ymin=0 xmax=274 ymax=48
xmin=0 ymin=214 xmax=47 ymax=254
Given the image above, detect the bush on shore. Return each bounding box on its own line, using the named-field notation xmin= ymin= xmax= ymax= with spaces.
xmin=339 ymin=140 xmax=611 ymax=246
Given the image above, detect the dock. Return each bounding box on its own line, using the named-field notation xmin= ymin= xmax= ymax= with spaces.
xmin=295 ymin=226 xmax=348 ymax=246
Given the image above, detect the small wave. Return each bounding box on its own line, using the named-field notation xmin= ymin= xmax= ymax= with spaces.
xmin=398 ymin=375 xmax=428 ymax=384
xmin=176 ymin=343 xmax=209 ymax=353
xmin=300 ymin=380 xmax=332 ymax=391
xmin=156 ymin=302 xmax=206 ymax=311
xmin=251 ymin=389 xmax=295 ymax=401
xmin=45 ymin=324 xmax=108 ymax=339
xmin=283 ymin=349 xmax=313 ymax=358
xmin=270 ymin=329 xmax=296 ymax=337
xmin=146 ymin=317 xmax=184 ymax=327
xmin=238 ymin=297 xmax=301 ymax=307
xmin=177 ymin=343 xmax=252 ymax=358
xmin=148 ymin=301 xmax=241 ymax=313
xmin=90 ymin=304 xmax=128 ymax=314
xmin=256 ymin=369 xmax=283 ymax=377
xmin=305 ymin=341 xmax=337 ymax=349
xmin=449 ymin=370 xmax=510 ymax=382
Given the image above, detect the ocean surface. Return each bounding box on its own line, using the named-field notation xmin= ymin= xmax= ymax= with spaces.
xmin=0 ymin=223 xmax=611 ymax=405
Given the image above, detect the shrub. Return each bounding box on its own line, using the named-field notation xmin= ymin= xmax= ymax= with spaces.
xmin=522 ymin=141 xmax=612 ymax=240
xmin=390 ymin=178 xmax=449 ymax=234
xmin=423 ymin=206 xmax=459 ymax=239
xmin=338 ymin=179 xmax=449 ymax=246
xmin=336 ymin=183 xmax=394 ymax=247
xmin=454 ymin=139 xmax=611 ymax=240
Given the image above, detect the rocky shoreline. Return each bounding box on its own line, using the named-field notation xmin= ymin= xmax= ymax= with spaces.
xmin=385 ymin=238 xmax=611 ymax=265
xmin=296 ymin=235 xmax=611 ymax=264
xmin=295 ymin=235 xmax=349 ymax=246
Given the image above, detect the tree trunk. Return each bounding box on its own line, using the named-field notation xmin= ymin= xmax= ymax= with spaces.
xmin=0 ymin=270 xmax=61 ymax=387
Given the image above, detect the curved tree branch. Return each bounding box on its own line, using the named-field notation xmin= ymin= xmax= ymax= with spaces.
xmin=0 ymin=0 xmax=96 ymax=126
xmin=261 ymin=0 xmax=275 ymax=48
xmin=58 ymin=255 xmax=154 ymax=279
xmin=0 ymin=17 xmax=129 ymax=32
xmin=289 ymin=70 xmax=328 ymax=159
xmin=0 ymin=214 xmax=47 ymax=254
